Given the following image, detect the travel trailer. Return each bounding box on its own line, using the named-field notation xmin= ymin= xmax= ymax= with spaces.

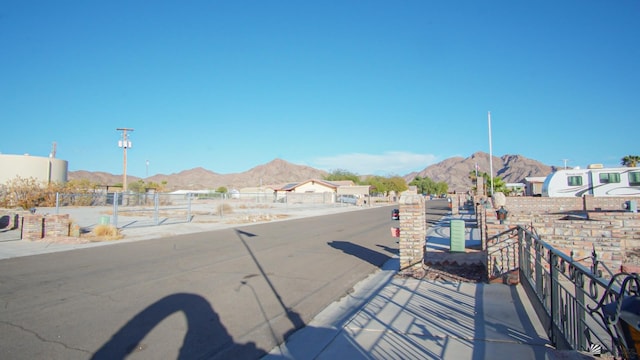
xmin=541 ymin=165 xmax=640 ymax=197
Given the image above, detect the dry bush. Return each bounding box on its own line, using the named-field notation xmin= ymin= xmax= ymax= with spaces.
xmin=2 ymin=176 xmax=44 ymax=209
xmin=1 ymin=176 xmax=99 ymax=209
xmin=218 ymin=203 xmax=233 ymax=215
xmin=91 ymin=225 xmax=122 ymax=240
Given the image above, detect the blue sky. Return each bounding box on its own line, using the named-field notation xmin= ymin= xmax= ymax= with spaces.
xmin=1 ymin=1 xmax=638 ymax=178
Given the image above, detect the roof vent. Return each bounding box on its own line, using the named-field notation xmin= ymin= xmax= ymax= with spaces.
xmin=587 ymin=164 xmax=604 ymax=169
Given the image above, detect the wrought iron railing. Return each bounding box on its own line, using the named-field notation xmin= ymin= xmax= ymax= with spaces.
xmin=488 ymin=225 xmax=639 ymax=358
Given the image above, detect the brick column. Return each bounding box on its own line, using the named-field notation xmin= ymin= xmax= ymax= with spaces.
xmin=21 ymin=215 xmax=44 ymax=241
xmin=44 ymin=214 xmax=71 ymax=238
xmin=399 ymin=194 xmax=426 ymax=274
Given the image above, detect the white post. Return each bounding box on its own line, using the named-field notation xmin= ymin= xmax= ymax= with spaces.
xmin=488 ymin=111 xmax=494 ymax=196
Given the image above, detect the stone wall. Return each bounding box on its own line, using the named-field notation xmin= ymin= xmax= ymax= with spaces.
xmin=44 ymin=214 xmax=71 ymax=238
xmin=21 ymin=215 xmax=44 ymax=241
xmin=479 ymin=200 xmax=640 ymax=274
xmin=398 ymin=194 xmax=426 ymax=275
xmin=20 ymin=214 xmax=72 ymax=241
xmin=501 ymin=195 xmax=638 ymax=214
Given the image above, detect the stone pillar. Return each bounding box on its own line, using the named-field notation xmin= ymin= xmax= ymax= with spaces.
xmin=476 ymin=177 xmax=485 ymax=197
xmin=21 ymin=215 xmax=44 ymax=241
xmin=451 ymin=194 xmax=459 ymax=215
xmin=44 ymin=214 xmax=71 ymax=238
xmin=399 ymin=194 xmax=426 ymax=274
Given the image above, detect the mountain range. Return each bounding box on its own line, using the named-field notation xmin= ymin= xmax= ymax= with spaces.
xmin=68 ymin=152 xmax=553 ymax=192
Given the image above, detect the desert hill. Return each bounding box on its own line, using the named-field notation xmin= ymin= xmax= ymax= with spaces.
xmin=69 ymin=153 xmax=552 ymax=192
xmin=404 ymin=152 xmax=552 ymax=192
xmin=69 ymin=158 xmax=328 ymax=191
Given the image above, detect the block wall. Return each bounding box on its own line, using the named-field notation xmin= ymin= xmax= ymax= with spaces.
xmin=501 ymin=195 xmax=639 ymax=214
xmin=398 ymin=194 xmax=426 ymax=274
xmin=19 ymin=214 xmax=71 ymax=241
xmin=21 ymin=215 xmax=44 ymax=241
xmin=44 ymin=214 xmax=71 ymax=238
xmin=479 ymin=204 xmax=640 ymax=273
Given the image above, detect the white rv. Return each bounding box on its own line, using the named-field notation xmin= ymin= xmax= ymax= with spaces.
xmin=542 ymin=165 xmax=640 ymax=197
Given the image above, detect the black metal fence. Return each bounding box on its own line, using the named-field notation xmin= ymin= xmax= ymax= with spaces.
xmin=491 ymin=225 xmax=640 ymax=358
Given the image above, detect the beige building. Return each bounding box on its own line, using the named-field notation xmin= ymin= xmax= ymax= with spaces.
xmin=524 ymin=176 xmax=547 ymax=196
xmin=0 ymin=154 xmax=68 ymax=185
xmin=273 ymin=179 xmax=370 ymax=204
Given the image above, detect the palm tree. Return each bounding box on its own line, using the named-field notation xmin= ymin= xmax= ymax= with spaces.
xmin=621 ymin=155 xmax=640 ymax=167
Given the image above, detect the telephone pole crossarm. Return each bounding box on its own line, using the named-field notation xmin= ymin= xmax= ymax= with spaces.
xmin=116 ymin=128 xmax=134 ymax=191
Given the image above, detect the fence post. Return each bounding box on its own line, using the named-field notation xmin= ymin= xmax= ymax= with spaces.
xmin=518 ymin=228 xmax=527 ymax=278
xmin=187 ymin=194 xmax=192 ymax=222
xmin=575 ymin=271 xmax=587 ymax=351
xmin=535 ymin=242 xmax=544 ymax=298
xmin=113 ymin=192 xmax=119 ymax=228
xmin=550 ymin=252 xmax=561 ymax=346
xmin=154 ymin=192 xmax=159 ymax=225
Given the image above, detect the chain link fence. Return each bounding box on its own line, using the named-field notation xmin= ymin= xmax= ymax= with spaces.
xmin=45 ymin=191 xmax=373 ymax=230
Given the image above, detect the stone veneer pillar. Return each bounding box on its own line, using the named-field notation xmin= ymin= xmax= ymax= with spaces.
xmin=399 ymin=194 xmax=426 ymax=273
xmin=44 ymin=214 xmax=71 ymax=238
xmin=21 ymin=215 xmax=44 ymax=241
xmin=20 ymin=214 xmax=71 ymax=240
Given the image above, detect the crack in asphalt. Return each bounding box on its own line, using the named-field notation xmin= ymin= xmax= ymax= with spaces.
xmin=0 ymin=320 xmax=92 ymax=355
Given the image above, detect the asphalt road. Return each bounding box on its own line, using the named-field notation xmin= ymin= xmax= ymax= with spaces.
xmin=0 ymin=199 xmax=450 ymax=359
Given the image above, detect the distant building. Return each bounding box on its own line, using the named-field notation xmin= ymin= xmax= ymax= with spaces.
xmin=0 ymin=154 xmax=68 ymax=185
xmin=274 ymin=179 xmax=371 ymax=204
xmin=524 ymin=176 xmax=547 ymax=196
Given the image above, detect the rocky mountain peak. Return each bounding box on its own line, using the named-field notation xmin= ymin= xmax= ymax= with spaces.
xmin=69 ymin=153 xmax=552 ymax=192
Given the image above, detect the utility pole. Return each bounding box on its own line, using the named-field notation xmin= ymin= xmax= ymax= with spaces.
xmin=562 ymin=159 xmax=570 ymax=170
xmin=116 ymin=128 xmax=134 ymax=191
xmin=487 ymin=111 xmax=494 ymax=196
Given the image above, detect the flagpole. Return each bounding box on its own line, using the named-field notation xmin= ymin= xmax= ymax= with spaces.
xmin=488 ymin=111 xmax=494 ymax=196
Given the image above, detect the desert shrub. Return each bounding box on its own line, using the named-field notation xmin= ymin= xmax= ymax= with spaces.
xmin=70 ymin=194 xmax=96 ymax=206
xmin=2 ymin=176 xmax=43 ymax=209
xmin=217 ymin=203 xmax=233 ymax=215
xmin=92 ymin=224 xmax=122 ymax=240
xmin=63 ymin=179 xmax=100 ymax=205
xmin=0 ymin=176 xmax=101 ymax=208
xmin=40 ymin=182 xmax=67 ymax=207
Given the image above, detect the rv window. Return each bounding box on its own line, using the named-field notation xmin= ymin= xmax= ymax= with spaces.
xmin=567 ymin=176 xmax=582 ymax=186
xmin=599 ymin=172 xmax=621 ymax=184
xmin=630 ymin=172 xmax=640 ymax=186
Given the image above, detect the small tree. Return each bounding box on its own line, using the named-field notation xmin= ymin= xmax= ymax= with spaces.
xmin=409 ymin=176 xmax=448 ymax=195
xmin=128 ymin=180 xmax=146 ymax=193
xmin=385 ymin=176 xmax=409 ymax=195
xmin=471 ymin=171 xmax=506 ymax=196
xmin=216 ymin=186 xmax=228 ymax=193
xmin=364 ymin=176 xmax=387 ymax=196
xmin=324 ymin=169 xmax=361 ymax=184
xmin=64 ymin=178 xmax=97 ymax=192
xmin=145 ymin=180 xmax=168 ymax=192
xmin=621 ymin=155 xmax=640 ymax=167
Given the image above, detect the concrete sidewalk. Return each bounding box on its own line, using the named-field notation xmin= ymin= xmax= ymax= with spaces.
xmin=263 ymin=211 xmax=595 ymax=360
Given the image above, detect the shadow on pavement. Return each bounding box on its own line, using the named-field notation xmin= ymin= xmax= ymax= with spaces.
xmin=338 ymin=277 xmax=551 ymax=359
xmin=328 ymin=240 xmax=391 ymax=267
xmin=92 ymin=293 xmax=261 ymax=359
